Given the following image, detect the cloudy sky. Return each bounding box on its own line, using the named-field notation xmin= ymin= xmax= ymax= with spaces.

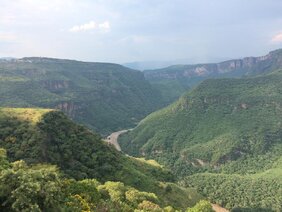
xmin=0 ymin=0 xmax=282 ymax=63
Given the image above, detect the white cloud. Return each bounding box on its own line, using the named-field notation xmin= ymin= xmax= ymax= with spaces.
xmin=271 ymin=33 xmax=282 ymax=42
xmin=98 ymin=21 xmax=110 ymax=30
xmin=69 ymin=21 xmax=96 ymax=32
xmin=69 ymin=21 xmax=110 ymax=32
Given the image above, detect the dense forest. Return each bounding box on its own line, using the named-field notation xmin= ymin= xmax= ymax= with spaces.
xmin=182 ymin=171 xmax=282 ymax=211
xmin=119 ymin=69 xmax=282 ymax=211
xmin=0 ymin=58 xmax=164 ymax=134
xmin=2 ymin=0 xmax=282 ymax=211
xmin=0 ymin=108 xmax=211 ymax=211
xmin=1 ymin=50 xmax=282 ymax=211
xmin=0 ymin=148 xmax=215 ymax=211
xmin=2 ymin=49 xmax=282 ymax=135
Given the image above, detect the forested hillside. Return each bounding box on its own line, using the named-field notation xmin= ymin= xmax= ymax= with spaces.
xmin=145 ymin=49 xmax=282 ymax=103
xmin=182 ymin=168 xmax=282 ymax=211
xmin=0 ymin=148 xmax=214 ymax=211
xmin=2 ymin=1 xmax=282 ymax=211
xmin=119 ymin=69 xmax=282 ymax=211
xmin=0 ymin=108 xmax=207 ymax=211
xmin=0 ymin=57 xmax=163 ymax=134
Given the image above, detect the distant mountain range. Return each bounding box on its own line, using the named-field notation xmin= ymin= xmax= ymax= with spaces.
xmin=0 ymin=57 xmax=16 ymax=61
xmin=145 ymin=49 xmax=282 ymax=79
xmin=1 ymin=49 xmax=282 ymax=134
xmin=144 ymin=49 xmax=282 ymax=103
xmin=0 ymin=57 xmax=164 ymax=134
xmin=123 ymin=57 xmax=231 ymax=71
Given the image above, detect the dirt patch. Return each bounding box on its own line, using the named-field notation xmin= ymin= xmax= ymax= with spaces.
xmin=212 ymin=204 xmax=229 ymax=212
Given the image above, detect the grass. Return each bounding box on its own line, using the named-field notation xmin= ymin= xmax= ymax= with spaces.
xmin=0 ymin=107 xmax=52 ymax=124
xmin=133 ymin=157 xmax=163 ymax=168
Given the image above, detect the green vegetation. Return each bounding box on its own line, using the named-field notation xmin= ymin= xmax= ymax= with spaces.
xmin=182 ymin=166 xmax=282 ymax=211
xmin=148 ymin=74 xmax=208 ymax=104
xmin=186 ymin=200 xmax=214 ymax=212
xmin=144 ymin=49 xmax=282 ymax=103
xmin=120 ymin=69 xmax=282 ymax=210
xmin=0 ymin=107 xmax=205 ymax=210
xmin=0 ymin=160 xmax=64 ymax=212
xmin=3 ymin=51 xmax=282 ymax=211
xmin=0 ymin=58 xmax=164 ymax=134
xmin=183 ymin=157 xmax=282 ymax=211
xmin=0 ymin=155 xmax=211 ymax=211
xmin=0 ymin=108 xmax=51 ymax=124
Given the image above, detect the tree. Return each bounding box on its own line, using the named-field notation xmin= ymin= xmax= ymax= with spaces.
xmin=186 ymin=200 xmax=214 ymax=212
xmin=136 ymin=200 xmax=162 ymax=212
xmin=125 ymin=187 xmax=158 ymax=208
xmin=0 ymin=148 xmax=10 ymax=171
xmin=0 ymin=161 xmax=64 ymax=212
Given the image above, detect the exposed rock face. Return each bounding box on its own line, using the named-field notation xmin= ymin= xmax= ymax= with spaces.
xmin=42 ymin=80 xmax=69 ymax=90
xmin=55 ymin=102 xmax=78 ymax=117
xmin=144 ymin=49 xmax=282 ymax=80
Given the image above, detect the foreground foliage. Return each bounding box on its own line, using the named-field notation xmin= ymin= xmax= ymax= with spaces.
xmin=0 ymin=151 xmax=212 ymax=211
xmin=0 ymin=108 xmax=204 ymax=210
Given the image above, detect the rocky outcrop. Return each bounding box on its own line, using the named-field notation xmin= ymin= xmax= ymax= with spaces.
xmin=144 ymin=49 xmax=282 ymax=80
xmin=55 ymin=102 xmax=78 ymax=117
xmin=42 ymin=80 xmax=69 ymax=91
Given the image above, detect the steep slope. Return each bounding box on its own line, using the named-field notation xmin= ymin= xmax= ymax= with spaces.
xmin=182 ymin=167 xmax=282 ymax=211
xmin=0 ymin=107 xmax=203 ymax=210
xmin=120 ymin=69 xmax=282 ymax=170
xmin=145 ymin=49 xmax=282 ymax=103
xmin=119 ymin=70 xmax=282 ymax=210
xmin=0 ymin=57 xmax=163 ymax=134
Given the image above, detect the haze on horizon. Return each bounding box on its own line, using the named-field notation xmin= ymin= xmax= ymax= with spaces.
xmin=1 ymin=0 xmax=282 ymax=64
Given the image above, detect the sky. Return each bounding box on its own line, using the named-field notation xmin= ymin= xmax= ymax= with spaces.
xmin=1 ymin=0 xmax=282 ymax=63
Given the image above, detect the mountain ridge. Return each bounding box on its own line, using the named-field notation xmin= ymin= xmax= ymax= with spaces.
xmin=144 ymin=49 xmax=282 ymax=103
xmin=145 ymin=49 xmax=282 ymax=78
xmin=0 ymin=58 xmax=164 ymax=134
